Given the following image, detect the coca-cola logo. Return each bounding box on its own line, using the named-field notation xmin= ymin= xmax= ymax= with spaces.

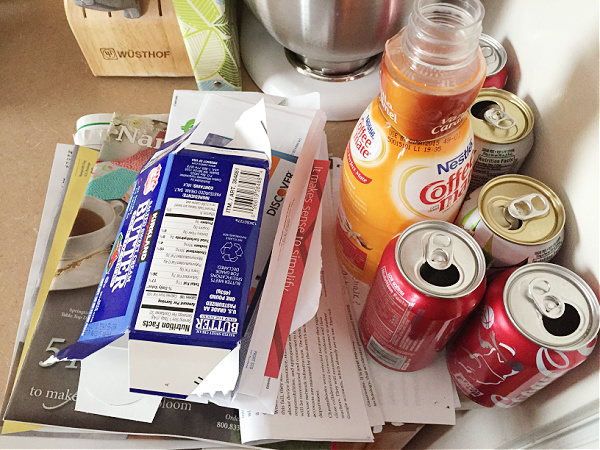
xmin=577 ymin=338 xmax=597 ymax=357
xmin=491 ymin=347 xmax=573 ymax=408
xmin=536 ymin=348 xmax=570 ymax=378
xmin=481 ymin=305 xmax=494 ymax=329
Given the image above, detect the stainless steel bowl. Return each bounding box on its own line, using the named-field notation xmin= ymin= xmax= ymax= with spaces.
xmin=243 ymin=0 xmax=411 ymax=77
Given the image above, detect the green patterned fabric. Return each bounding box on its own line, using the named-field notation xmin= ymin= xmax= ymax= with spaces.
xmin=172 ymin=0 xmax=242 ymax=91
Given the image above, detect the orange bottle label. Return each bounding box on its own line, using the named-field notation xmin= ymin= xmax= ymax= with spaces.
xmin=336 ymin=98 xmax=475 ymax=283
xmin=380 ymin=55 xmax=485 ymax=142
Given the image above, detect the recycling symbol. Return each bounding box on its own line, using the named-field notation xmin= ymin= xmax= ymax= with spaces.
xmin=221 ymin=242 xmax=243 ymax=262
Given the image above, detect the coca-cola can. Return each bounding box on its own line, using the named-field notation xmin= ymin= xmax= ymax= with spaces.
xmin=456 ymin=174 xmax=565 ymax=276
xmin=447 ymin=262 xmax=599 ymax=408
xmin=358 ymin=220 xmax=486 ymax=372
xmin=480 ymin=34 xmax=508 ymax=89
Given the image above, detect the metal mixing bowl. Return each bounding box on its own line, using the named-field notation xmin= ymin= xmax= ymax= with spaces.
xmin=243 ymin=0 xmax=411 ymax=77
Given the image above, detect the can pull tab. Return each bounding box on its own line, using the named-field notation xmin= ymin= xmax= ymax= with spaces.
xmin=527 ymin=277 xmax=565 ymax=319
xmin=484 ymin=108 xmax=516 ymax=130
xmin=506 ymin=193 xmax=550 ymax=226
xmin=426 ymin=232 xmax=454 ymax=271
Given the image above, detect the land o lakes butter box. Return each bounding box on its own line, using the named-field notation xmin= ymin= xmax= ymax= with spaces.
xmin=54 ymin=137 xmax=269 ymax=399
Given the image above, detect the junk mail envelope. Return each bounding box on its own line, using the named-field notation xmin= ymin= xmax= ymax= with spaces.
xmin=49 ymin=105 xmax=271 ymax=399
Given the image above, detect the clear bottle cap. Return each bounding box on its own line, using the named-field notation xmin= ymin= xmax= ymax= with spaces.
xmin=403 ymin=0 xmax=485 ymax=70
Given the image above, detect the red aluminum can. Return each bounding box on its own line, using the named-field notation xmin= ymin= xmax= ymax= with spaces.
xmin=447 ymin=262 xmax=600 ymax=407
xmin=358 ymin=220 xmax=486 ymax=372
xmin=480 ymin=33 xmax=508 ymax=89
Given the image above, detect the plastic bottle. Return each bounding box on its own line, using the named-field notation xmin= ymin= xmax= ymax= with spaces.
xmin=336 ymin=0 xmax=487 ymax=284
xmin=380 ymin=0 xmax=487 ymax=141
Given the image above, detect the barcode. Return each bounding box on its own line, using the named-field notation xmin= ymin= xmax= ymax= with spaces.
xmin=224 ymin=164 xmax=265 ymax=221
xmin=367 ymin=336 xmax=406 ymax=370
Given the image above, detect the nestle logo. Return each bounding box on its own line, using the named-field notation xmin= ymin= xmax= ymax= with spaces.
xmin=100 ymin=48 xmax=118 ymax=60
xmin=437 ymin=141 xmax=473 ymax=174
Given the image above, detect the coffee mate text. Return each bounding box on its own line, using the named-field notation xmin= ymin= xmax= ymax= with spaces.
xmin=420 ymin=141 xmax=474 ymax=213
xmin=352 ymin=117 xmax=374 ymax=159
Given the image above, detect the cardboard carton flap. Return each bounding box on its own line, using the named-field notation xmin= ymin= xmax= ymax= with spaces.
xmin=44 ymin=335 xmax=123 ymax=365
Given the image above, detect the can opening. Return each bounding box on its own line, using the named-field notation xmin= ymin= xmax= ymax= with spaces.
xmin=419 ymin=261 xmax=460 ymax=287
xmin=471 ymin=100 xmax=499 ymax=118
xmin=542 ymin=303 xmax=581 ymax=337
xmin=502 ymin=206 xmax=523 ymax=230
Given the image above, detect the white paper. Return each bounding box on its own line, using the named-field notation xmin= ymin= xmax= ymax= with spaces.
xmin=165 ymin=90 xmax=319 ymax=143
xmin=233 ymin=111 xmax=327 ymax=407
xmin=238 ymin=172 xmax=374 ymax=446
xmin=189 ymin=131 xmax=327 ymax=413
xmin=14 ymin=144 xmax=76 ymax=347
xmin=328 ymin=156 xmax=384 ymax=430
xmin=341 ymin=289 xmax=386 ymax=429
xmin=226 ymin=98 xmax=272 ymax=164
xmin=76 ymin=339 xmax=162 ymax=423
xmin=369 ymin=351 xmax=456 ymax=425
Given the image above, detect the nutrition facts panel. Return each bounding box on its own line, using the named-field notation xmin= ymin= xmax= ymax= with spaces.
xmin=135 ymin=198 xmax=218 ymax=335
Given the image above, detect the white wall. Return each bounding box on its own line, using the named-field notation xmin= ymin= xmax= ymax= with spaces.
xmin=408 ymin=1 xmax=600 ymax=448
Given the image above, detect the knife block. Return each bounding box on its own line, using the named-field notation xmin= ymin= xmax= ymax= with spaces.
xmin=64 ymin=0 xmax=193 ymax=76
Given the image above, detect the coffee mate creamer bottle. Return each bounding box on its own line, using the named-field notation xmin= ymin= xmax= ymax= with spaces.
xmin=337 ymin=0 xmax=487 ymax=283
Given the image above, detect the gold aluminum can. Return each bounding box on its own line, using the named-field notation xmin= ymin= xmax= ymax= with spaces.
xmin=469 ymin=89 xmax=535 ymax=193
xmin=455 ymin=174 xmax=565 ymax=273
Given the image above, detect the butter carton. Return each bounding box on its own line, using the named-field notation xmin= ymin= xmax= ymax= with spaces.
xmin=54 ymin=136 xmax=269 ymax=398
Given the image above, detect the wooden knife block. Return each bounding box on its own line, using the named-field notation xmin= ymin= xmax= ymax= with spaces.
xmin=64 ymin=0 xmax=193 ymax=76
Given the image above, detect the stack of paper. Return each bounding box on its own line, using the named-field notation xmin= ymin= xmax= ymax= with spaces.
xmin=1 ymin=90 xmax=459 ymax=449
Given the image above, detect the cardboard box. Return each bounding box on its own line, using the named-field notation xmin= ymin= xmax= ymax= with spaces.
xmin=54 ymin=139 xmax=269 ymax=398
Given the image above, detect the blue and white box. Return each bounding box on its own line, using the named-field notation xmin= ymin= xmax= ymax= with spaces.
xmin=56 ymin=137 xmax=269 ymax=398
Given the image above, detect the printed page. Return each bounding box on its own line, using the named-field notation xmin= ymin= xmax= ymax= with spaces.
xmin=332 ymin=155 xmax=457 ymax=426
xmin=238 ymin=172 xmax=373 ymax=446
xmin=233 ymin=111 xmax=327 ymax=405
xmin=3 ymin=145 xmax=99 ymax=435
xmin=328 ymin=157 xmax=384 ymax=430
xmin=263 ymin=156 xmax=329 ymax=378
xmin=74 ymin=114 xmax=169 ymax=151
xmin=2 ymin=282 xmax=252 ymax=447
xmin=2 ymin=144 xmax=98 ymax=435
xmin=2 ymin=144 xmax=79 ymax=425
